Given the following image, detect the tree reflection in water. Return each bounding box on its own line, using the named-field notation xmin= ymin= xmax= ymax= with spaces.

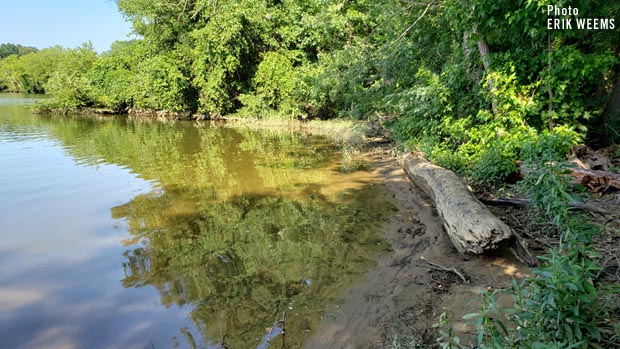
xmin=0 ymin=106 xmax=395 ymax=348
xmin=85 ymin=121 xmax=397 ymax=348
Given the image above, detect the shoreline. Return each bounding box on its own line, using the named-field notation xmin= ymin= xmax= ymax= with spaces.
xmin=204 ymin=116 xmax=532 ymax=347
xmin=23 ymin=108 xmax=620 ymax=346
xmin=303 ymin=146 xmax=529 ymax=348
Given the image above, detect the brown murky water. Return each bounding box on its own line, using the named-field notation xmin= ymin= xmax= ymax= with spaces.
xmin=0 ymin=94 xmax=395 ymax=349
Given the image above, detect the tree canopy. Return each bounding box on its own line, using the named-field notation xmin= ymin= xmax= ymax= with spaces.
xmin=2 ymin=1 xmax=617 ymax=143
xmin=0 ymin=43 xmax=38 ymax=59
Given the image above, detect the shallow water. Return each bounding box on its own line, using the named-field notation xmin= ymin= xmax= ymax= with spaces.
xmin=0 ymin=94 xmax=394 ymax=349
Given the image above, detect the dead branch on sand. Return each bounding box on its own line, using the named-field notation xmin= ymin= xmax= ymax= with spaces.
xmin=419 ymin=256 xmax=469 ymax=284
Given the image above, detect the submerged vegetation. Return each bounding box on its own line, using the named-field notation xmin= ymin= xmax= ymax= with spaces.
xmin=1 ymin=0 xmax=619 ymax=346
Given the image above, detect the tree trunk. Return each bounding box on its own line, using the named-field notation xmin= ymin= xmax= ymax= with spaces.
xmin=402 ymin=153 xmax=538 ymax=266
xmin=602 ymin=70 xmax=620 ymax=132
xmin=569 ymin=167 xmax=620 ymax=192
xmin=600 ymin=44 xmax=620 ymax=139
xmin=471 ymin=25 xmax=497 ymax=114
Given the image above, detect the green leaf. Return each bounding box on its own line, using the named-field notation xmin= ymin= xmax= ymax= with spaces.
xmin=462 ymin=313 xmax=482 ymax=320
xmin=565 ymin=340 xmax=586 ymax=349
xmin=565 ymin=282 xmax=579 ymax=291
xmin=493 ymin=318 xmax=509 ymax=336
xmin=583 ymin=281 xmax=596 ymax=296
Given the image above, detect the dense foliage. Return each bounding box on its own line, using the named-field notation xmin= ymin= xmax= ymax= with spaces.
xmin=2 ymin=0 xmax=617 ymax=142
xmin=0 ymin=45 xmax=65 ymax=93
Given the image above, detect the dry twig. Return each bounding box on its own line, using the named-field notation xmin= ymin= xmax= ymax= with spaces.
xmin=419 ymin=256 xmax=469 ymax=284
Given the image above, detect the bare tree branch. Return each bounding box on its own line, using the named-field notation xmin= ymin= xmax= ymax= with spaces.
xmin=389 ymin=0 xmax=437 ymax=52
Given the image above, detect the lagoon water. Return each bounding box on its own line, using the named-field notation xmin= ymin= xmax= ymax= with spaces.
xmin=0 ymin=94 xmax=393 ymax=349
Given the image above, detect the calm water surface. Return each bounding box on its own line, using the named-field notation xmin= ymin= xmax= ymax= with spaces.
xmin=0 ymin=94 xmax=394 ymax=349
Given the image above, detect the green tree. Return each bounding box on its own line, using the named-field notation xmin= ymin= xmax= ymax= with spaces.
xmin=0 ymin=43 xmax=37 ymax=59
xmin=88 ymin=40 xmax=146 ymax=111
xmin=239 ymin=51 xmax=301 ymax=117
xmin=0 ymin=46 xmax=64 ymax=93
xmin=132 ymin=52 xmax=195 ymax=112
xmin=44 ymin=43 xmax=98 ymax=110
xmin=114 ymin=0 xmax=384 ymax=116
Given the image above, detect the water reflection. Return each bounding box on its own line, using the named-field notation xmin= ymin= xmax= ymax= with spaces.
xmin=115 ymin=186 xmax=392 ymax=348
xmin=0 ymin=98 xmax=394 ymax=348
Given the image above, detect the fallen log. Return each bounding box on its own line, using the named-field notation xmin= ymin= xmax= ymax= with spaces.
xmin=569 ymin=167 xmax=620 ymax=193
xmin=479 ymin=197 xmax=610 ymax=215
xmin=516 ymin=161 xmax=620 ymax=193
xmin=402 ymin=153 xmax=538 ymax=266
xmin=569 ymin=145 xmax=610 ymax=171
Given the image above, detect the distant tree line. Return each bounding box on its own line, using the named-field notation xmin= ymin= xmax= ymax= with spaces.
xmin=0 ymin=43 xmax=38 ymax=59
xmin=0 ymin=44 xmax=66 ymax=93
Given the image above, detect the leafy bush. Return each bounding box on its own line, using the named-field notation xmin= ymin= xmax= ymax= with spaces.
xmin=43 ymin=43 xmax=98 ymax=111
xmin=466 ymin=150 xmax=615 ymax=348
xmin=131 ymin=53 xmax=194 ymax=112
xmin=239 ymin=51 xmax=302 ymax=118
xmin=86 ymin=40 xmax=145 ymax=111
xmin=471 ymin=140 xmax=518 ymax=187
xmin=385 ymin=68 xmax=450 ymax=141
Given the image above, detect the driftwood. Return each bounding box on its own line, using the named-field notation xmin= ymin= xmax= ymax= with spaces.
xmin=480 ymin=197 xmax=610 ymax=215
xmin=569 ymin=167 xmax=620 ymax=193
xmin=403 ymin=153 xmax=538 ymax=266
xmin=569 ymin=145 xmax=611 ymax=171
xmin=516 ymin=161 xmax=620 ymax=193
xmin=419 ymin=256 xmax=469 ymax=284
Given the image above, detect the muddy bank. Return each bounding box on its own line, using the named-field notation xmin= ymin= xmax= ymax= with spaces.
xmin=304 ymin=150 xmax=530 ymax=348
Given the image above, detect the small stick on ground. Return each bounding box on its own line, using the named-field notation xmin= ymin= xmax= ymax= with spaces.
xmin=419 ymin=256 xmax=469 ymax=284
